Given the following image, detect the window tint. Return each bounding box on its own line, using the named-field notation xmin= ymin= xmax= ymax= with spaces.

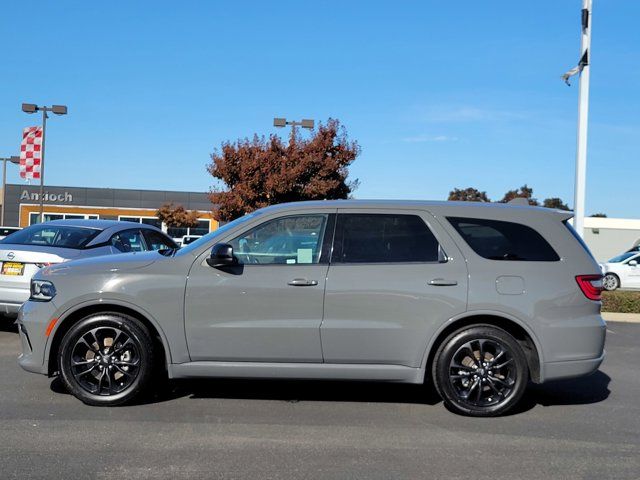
xmin=230 ymin=214 xmax=328 ymax=265
xmin=447 ymin=217 xmax=559 ymax=261
xmin=1 ymin=225 xmax=101 ymax=249
xmin=332 ymin=214 xmax=440 ymax=263
xmin=142 ymin=230 xmax=176 ymax=251
xmin=110 ymin=229 xmax=145 ymax=253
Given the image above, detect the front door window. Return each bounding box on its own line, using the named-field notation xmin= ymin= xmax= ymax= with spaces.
xmin=229 ymin=214 xmax=329 ymax=265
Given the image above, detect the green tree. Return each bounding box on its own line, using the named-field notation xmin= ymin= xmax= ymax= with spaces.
xmin=208 ymin=119 xmax=360 ymax=221
xmin=590 ymin=213 xmax=607 ymax=218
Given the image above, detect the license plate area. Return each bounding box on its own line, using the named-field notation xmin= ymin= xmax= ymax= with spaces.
xmin=1 ymin=262 xmax=25 ymax=276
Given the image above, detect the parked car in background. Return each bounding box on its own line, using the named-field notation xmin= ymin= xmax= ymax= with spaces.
xmin=600 ymin=251 xmax=640 ymax=290
xmin=179 ymin=235 xmax=202 ymax=246
xmin=17 ymin=200 xmax=605 ymax=416
xmin=0 ymin=220 xmax=177 ymax=316
xmin=0 ymin=226 xmax=21 ymax=240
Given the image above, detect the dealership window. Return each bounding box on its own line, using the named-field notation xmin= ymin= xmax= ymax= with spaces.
xmin=118 ymin=216 xmax=162 ymax=229
xmin=29 ymin=212 xmax=99 ymax=225
xmin=167 ymin=219 xmax=211 ymax=239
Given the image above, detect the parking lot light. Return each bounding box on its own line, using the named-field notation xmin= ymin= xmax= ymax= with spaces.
xmin=0 ymin=155 xmax=20 ymax=225
xmin=273 ymin=117 xmax=315 ymax=129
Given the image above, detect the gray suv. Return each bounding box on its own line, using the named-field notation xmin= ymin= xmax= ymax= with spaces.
xmin=17 ymin=200 xmax=606 ymax=416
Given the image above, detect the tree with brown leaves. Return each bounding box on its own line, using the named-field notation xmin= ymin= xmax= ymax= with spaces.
xmin=448 ymin=187 xmax=491 ymax=202
xmin=156 ymin=203 xmax=200 ymax=228
xmin=208 ymin=119 xmax=360 ymax=221
xmin=542 ymin=197 xmax=570 ymax=211
xmin=499 ymin=185 xmax=539 ymax=206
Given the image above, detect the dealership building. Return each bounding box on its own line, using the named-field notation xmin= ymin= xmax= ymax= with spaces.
xmin=581 ymin=216 xmax=640 ymax=262
xmin=0 ymin=183 xmax=219 ymax=239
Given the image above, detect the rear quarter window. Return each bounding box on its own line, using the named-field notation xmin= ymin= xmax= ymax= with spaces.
xmin=447 ymin=217 xmax=559 ymax=261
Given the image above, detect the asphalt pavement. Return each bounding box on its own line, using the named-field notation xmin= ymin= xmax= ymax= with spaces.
xmin=1 ymin=320 xmax=638 ymax=480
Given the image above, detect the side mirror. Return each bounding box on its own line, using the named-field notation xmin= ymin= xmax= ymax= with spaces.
xmin=206 ymin=243 xmax=236 ymax=268
xmin=629 ymin=260 xmax=638 ymax=267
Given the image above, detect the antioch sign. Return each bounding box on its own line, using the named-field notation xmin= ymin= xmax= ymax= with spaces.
xmin=20 ymin=190 xmax=73 ymax=203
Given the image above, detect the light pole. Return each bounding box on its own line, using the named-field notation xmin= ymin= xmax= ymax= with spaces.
xmin=0 ymin=155 xmax=20 ymax=226
xmin=562 ymin=0 xmax=592 ymax=237
xmin=273 ymin=118 xmax=315 ymax=129
xmin=21 ymin=103 xmax=68 ymax=223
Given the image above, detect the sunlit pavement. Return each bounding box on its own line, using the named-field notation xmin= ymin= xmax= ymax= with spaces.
xmin=1 ymin=320 xmax=639 ymax=480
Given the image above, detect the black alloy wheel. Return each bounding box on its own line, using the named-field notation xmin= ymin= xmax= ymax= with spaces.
xmin=433 ymin=325 xmax=529 ymax=417
xmin=58 ymin=313 xmax=155 ymax=406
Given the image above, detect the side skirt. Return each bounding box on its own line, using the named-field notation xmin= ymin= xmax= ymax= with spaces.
xmin=168 ymin=361 xmax=423 ymax=384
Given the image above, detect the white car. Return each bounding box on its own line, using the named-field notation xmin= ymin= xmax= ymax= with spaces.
xmin=0 ymin=226 xmax=21 ymax=240
xmin=0 ymin=220 xmax=177 ymax=316
xmin=600 ymin=251 xmax=640 ymax=291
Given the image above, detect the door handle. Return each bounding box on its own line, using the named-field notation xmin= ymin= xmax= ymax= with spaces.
xmin=428 ymin=278 xmax=458 ymax=286
xmin=287 ymin=278 xmax=318 ymax=287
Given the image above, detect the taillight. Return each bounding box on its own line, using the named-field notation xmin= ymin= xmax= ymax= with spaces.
xmin=576 ymin=275 xmax=603 ymax=301
xmin=35 ymin=262 xmax=58 ymax=268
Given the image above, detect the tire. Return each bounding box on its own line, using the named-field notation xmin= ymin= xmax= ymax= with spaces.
xmin=602 ymin=273 xmax=619 ymax=291
xmin=432 ymin=325 xmax=528 ymax=417
xmin=58 ymin=313 xmax=155 ymax=406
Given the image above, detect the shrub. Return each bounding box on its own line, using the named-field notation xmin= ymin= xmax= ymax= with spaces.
xmin=601 ymin=290 xmax=640 ymax=314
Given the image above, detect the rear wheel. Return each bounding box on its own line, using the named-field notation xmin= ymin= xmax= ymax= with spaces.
xmin=58 ymin=313 xmax=154 ymax=406
xmin=432 ymin=325 xmax=528 ymax=417
xmin=602 ymin=273 xmax=619 ymax=291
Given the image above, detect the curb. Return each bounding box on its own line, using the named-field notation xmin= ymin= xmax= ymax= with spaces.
xmin=602 ymin=312 xmax=640 ymax=324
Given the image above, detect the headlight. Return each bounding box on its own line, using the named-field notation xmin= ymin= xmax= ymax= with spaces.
xmin=30 ymin=280 xmax=56 ymax=302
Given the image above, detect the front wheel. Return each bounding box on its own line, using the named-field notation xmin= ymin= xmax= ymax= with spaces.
xmin=602 ymin=273 xmax=619 ymax=291
xmin=432 ymin=325 xmax=528 ymax=417
xmin=58 ymin=313 xmax=155 ymax=406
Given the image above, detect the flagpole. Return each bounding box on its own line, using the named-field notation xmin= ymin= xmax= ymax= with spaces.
xmin=20 ymin=103 xmax=67 ymax=224
xmin=573 ymin=0 xmax=592 ymax=237
xmin=40 ymin=108 xmax=47 ymax=223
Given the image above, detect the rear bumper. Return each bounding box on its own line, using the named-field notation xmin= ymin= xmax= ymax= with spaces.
xmin=542 ymin=350 xmax=606 ymax=382
xmin=0 ymin=285 xmax=30 ymax=316
xmin=540 ymin=313 xmax=607 ymax=382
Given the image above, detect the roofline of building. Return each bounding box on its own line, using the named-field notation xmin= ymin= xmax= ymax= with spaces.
xmin=583 ymin=217 xmax=640 ymax=230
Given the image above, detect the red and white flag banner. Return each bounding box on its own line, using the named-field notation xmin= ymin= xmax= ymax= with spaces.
xmin=20 ymin=126 xmax=43 ymax=180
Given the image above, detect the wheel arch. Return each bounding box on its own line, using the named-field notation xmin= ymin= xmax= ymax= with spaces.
xmin=46 ymin=301 xmax=171 ymax=377
xmin=422 ymin=312 xmax=543 ymax=384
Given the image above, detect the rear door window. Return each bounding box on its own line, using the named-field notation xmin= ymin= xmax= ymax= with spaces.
xmin=332 ymin=214 xmax=440 ymax=263
xmin=447 ymin=217 xmax=559 ymax=261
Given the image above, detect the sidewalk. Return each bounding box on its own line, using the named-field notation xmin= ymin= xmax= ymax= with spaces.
xmin=602 ymin=312 xmax=640 ymax=323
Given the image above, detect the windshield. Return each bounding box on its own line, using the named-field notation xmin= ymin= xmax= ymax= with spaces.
xmin=0 ymin=225 xmax=102 ymax=249
xmin=176 ymin=211 xmax=262 ymax=256
xmin=608 ymin=252 xmax=637 ymax=263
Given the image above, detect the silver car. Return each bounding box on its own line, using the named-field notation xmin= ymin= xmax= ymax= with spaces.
xmin=0 ymin=220 xmax=177 ymax=316
xmin=17 ymin=201 xmax=606 ymax=416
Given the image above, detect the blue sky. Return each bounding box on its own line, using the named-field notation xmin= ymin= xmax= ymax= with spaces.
xmin=1 ymin=1 xmax=638 ymax=217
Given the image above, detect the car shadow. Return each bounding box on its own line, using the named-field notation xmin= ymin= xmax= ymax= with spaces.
xmin=505 ymin=370 xmax=611 ymax=416
xmin=50 ymin=370 xmax=612 ymax=414
xmin=0 ymin=317 xmax=18 ymax=333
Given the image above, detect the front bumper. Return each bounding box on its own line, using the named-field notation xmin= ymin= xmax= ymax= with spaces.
xmin=17 ymin=299 xmax=58 ymax=375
